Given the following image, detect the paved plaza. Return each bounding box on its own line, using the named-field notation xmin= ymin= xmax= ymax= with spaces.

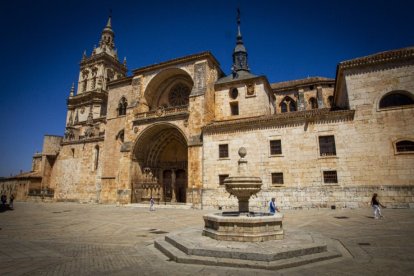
xmin=1 ymin=202 xmax=413 ymax=275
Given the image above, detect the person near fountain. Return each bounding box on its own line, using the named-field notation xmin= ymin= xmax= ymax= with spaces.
xmin=371 ymin=193 xmax=385 ymax=219
xmin=149 ymin=196 xmax=155 ymax=211
xmin=269 ymin=197 xmax=280 ymax=214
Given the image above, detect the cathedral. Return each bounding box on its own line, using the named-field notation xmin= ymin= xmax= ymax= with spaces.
xmin=1 ymin=14 xmax=414 ymax=209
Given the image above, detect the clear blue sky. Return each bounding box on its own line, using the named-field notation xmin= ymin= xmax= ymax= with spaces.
xmin=0 ymin=0 xmax=413 ymax=177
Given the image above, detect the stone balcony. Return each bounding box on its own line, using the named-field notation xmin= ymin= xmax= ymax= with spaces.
xmin=133 ymin=105 xmax=189 ymax=125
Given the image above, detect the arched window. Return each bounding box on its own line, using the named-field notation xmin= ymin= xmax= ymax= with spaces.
xmin=280 ymin=96 xmax=297 ymax=113
xmin=289 ymin=101 xmax=297 ymax=112
xmin=328 ymin=96 xmax=334 ymax=107
xmin=379 ymin=91 xmax=414 ymax=109
xmin=396 ymin=140 xmax=414 ymax=153
xmin=281 ymin=102 xmax=288 ymax=113
xmin=309 ymin=97 xmax=318 ymax=109
xmin=118 ymin=97 xmax=128 ymax=116
xmin=116 ymin=129 xmax=124 ymax=143
xmin=168 ymin=83 xmax=190 ymax=107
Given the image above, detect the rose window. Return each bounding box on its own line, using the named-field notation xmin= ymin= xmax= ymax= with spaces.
xmin=168 ymin=83 xmax=190 ymax=107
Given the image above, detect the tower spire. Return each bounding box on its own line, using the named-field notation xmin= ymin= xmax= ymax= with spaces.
xmin=95 ymin=14 xmax=116 ymax=58
xmin=232 ymin=8 xmax=249 ymax=74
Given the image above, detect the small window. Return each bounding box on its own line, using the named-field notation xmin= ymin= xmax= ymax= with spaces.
xmin=309 ymin=97 xmax=318 ymax=109
xmin=396 ymin=140 xmax=414 ymax=152
xmin=118 ymin=97 xmax=128 ymax=116
xmin=270 ymin=140 xmax=282 ymax=155
xmin=323 ymin=171 xmax=338 ymax=183
xmin=230 ymin=88 xmax=239 ymax=99
xmin=71 ymin=148 xmax=75 ymax=157
xmin=230 ymin=102 xmax=239 ymax=116
xmin=319 ymin=135 xmax=336 ymax=156
xmin=271 ymin=173 xmax=284 ymax=185
xmin=219 ymin=174 xmax=229 ymax=185
xmin=379 ymin=91 xmax=414 ymax=109
xmin=219 ymin=144 xmax=229 ymax=158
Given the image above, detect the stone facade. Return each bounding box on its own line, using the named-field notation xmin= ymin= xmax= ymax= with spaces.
xmin=3 ymin=17 xmax=413 ymax=209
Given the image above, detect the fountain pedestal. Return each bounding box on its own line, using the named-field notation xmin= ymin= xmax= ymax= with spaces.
xmin=203 ymin=212 xmax=284 ymax=242
xmin=202 ymin=147 xmax=284 ymax=242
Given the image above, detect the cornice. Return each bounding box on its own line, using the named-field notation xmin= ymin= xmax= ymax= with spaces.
xmin=334 ymin=47 xmax=414 ymax=107
xmin=61 ymin=136 xmax=105 ymax=146
xmin=203 ymin=108 xmax=355 ymax=134
xmin=271 ymin=77 xmax=335 ymax=92
xmin=133 ymin=111 xmax=189 ymax=126
xmin=69 ymin=116 xmax=106 ymax=126
xmin=338 ymin=47 xmax=414 ymax=70
xmin=67 ymin=90 xmax=108 ymax=106
xmin=80 ymin=52 xmax=127 ymax=73
xmin=132 ymin=51 xmax=222 ymax=75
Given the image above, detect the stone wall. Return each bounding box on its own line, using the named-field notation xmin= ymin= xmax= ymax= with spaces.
xmin=42 ymin=135 xmax=62 ymax=155
xmin=0 ymin=178 xmax=32 ymax=200
xmin=201 ymin=185 xmax=414 ymax=211
xmin=215 ymin=80 xmax=272 ymax=120
xmin=201 ymin=60 xmax=414 ymax=209
xmin=50 ymin=140 xmax=104 ymax=203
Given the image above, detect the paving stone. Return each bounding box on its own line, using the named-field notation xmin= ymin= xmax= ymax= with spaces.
xmin=0 ymin=202 xmax=413 ymax=275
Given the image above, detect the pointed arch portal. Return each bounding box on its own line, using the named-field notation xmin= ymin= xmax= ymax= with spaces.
xmin=132 ymin=123 xmax=188 ymax=203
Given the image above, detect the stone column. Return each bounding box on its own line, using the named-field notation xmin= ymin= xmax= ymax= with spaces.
xmin=317 ymin=86 xmax=324 ymax=108
xmin=298 ymin=89 xmax=306 ymax=111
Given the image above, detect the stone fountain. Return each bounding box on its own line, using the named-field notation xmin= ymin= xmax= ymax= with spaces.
xmin=154 ymin=147 xmax=346 ymax=270
xmin=202 ymin=147 xmax=284 ymax=242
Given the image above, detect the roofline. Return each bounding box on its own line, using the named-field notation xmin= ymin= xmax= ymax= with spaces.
xmin=107 ymin=76 xmax=133 ymax=88
xmin=338 ymin=46 xmax=414 ymax=70
xmin=44 ymin=134 xmax=64 ymax=138
xmin=271 ymin=77 xmax=335 ymax=92
xmin=214 ymin=75 xmax=273 ymax=95
xmin=132 ymin=51 xmax=223 ymax=75
xmin=333 ymin=46 xmax=414 ymax=106
xmin=203 ymin=108 xmax=355 ymax=134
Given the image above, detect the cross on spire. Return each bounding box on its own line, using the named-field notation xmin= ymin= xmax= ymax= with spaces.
xmin=232 ymin=8 xmax=249 ymax=73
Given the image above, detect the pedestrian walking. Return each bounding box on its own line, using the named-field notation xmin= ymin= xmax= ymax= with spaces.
xmin=1 ymin=194 xmax=7 ymax=207
xmin=371 ymin=193 xmax=386 ymax=219
xmin=149 ymin=196 xmax=155 ymax=211
xmin=269 ymin=197 xmax=280 ymax=214
xmin=9 ymin=194 xmax=15 ymax=209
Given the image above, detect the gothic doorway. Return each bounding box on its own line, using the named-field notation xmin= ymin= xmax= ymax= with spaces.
xmin=132 ymin=124 xmax=188 ymax=203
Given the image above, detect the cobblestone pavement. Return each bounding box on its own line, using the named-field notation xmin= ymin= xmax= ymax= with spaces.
xmin=0 ymin=202 xmax=413 ymax=275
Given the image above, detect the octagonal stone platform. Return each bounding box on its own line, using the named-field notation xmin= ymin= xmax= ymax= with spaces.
xmin=154 ymin=228 xmax=348 ymax=271
xmin=203 ymin=212 xmax=284 ymax=242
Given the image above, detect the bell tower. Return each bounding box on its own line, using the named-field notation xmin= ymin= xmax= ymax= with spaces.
xmin=64 ymin=16 xmax=127 ymax=142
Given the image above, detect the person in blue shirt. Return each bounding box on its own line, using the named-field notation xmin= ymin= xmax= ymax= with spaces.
xmin=269 ymin=197 xmax=280 ymax=214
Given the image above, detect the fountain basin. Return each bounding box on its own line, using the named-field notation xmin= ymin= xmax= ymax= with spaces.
xmin=203 ymin=212 xmax=284 ymax=242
